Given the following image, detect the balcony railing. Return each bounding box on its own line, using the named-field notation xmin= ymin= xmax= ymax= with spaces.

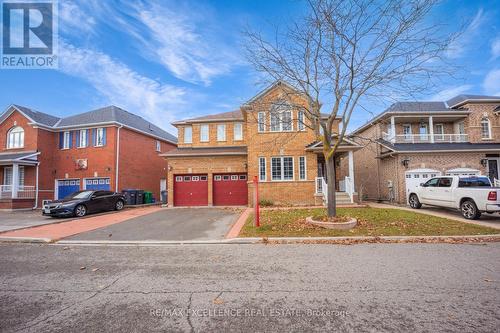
xmin=382 ymin=133 xmax=468 ymax=144
xmin=0 ymin=185 xmax=36 ymax=199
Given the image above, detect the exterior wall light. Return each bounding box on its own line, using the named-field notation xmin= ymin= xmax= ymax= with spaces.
xmin=401 ymin=158 xmax=410 ymax=168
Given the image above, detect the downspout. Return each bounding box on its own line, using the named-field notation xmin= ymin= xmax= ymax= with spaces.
xmin=33 ymin=163 xmax=39 ymax=209
xmin=115 ymin=125 xmax=123 ymax=192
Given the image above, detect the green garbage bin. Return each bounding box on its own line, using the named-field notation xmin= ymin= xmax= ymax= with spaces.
xmin=144 ymin=191 xmax=153 ymax=204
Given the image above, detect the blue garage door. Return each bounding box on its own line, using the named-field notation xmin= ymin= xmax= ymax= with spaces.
xmin=85 ymin=178 xmax=111 ymax=191
xmin=57 ymin=179 xmax=80 ymax=199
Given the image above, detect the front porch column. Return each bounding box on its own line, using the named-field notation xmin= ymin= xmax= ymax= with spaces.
xmin=429 ymin=116 xmax=434 ymax=143
xmin=390 ymin=116 xmax=396 ymax=143
xmin=348 ymin=150 xmax=354 ymax=193
xmin=12 ymin=163 xmax=19 ymax=199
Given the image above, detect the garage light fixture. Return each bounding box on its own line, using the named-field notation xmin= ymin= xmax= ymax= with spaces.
xmin=401 ymin=158 xmax=410 ymax=168
xmin=480 ymin=158 xmax=488 ymax=167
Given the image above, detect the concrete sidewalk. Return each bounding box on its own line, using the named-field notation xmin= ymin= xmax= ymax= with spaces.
xmin=368 ymin=202 xmax=500 ymax=229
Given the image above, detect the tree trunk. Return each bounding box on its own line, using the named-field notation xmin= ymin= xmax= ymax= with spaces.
xmin=326 ymin=153 xmax=337 ymax=217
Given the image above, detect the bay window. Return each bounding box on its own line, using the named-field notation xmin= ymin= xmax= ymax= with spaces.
xmin=258 ymin=112 xmax=265 ymax=132
xmin=298 ymin=111 xmax=305 ymax=131
xmin=184 ymin=126 xmax=192 ymax=143
xmin=200 ymin=124 xmax=209 ymax=142
xmin=234 ymin=123 xmax=243 ymax=141
xmin=217 ymin=124 xmax=226 ymax=141
xmin=270 ymin=102 xmax=293 ymax=132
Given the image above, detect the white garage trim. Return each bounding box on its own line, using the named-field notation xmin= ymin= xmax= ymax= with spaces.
xmin=445 ymin=168 xmax=481 ymax=176
xmin=404 ymin=168 xmax=442 ymax=203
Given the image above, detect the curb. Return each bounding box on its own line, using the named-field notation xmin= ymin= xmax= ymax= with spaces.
xmin=0 ymin=234 xmax=492 ymax=246
xmin=225 ymin=208 xmax=252 ymax=239
xmin=0 ymin=236 xmax=52 ymax=243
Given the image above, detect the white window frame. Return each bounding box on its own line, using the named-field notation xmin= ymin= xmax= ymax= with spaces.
xmin=156 ymin=140 xmax=161 ymax=152
xmin=271 ymin=156 xmax=294 ymax=181
xmin=7 ymin=126 xmax=24 ymax=149
xmin=63 ymin=131 xmax=71 ymax=149
xmin=3 ymin=166 xmax=24 ymax=186
xmin=258 ymin=112 xmax=265 ymax=132
xmin=270 ymin=102 xmax=293 ymax=132
xmin=299 ymin=156 xmax=307 ymax=180
xmin=95 ymin=128 xmax=105 ymax=147
xmin=200 ymin=124 xmax=209 ymax=142
xmin=298 ymin=110 xmax=305 ymax=131
xmin=217 ymin=124 xmax=226 ymax=141
xmin=233 ymin=123 xmax=243 ymax=141
xmin=259 ymin=157 xmax=266 ymax=181
xmin=481 ymin=117 xmax=492 ymax=139
xmin=78 ymin=130 xmax=87 ymax=148
xmin=183 ymin=126 xmax=192 ymax=144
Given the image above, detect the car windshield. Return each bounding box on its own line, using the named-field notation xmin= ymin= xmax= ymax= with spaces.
xmin=458 ymin=177 xmax=491 ymax=187
xmin=64 ymin=191 xmax=93 ymax=199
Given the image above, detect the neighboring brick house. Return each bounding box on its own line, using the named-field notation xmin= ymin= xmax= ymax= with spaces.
xmin=348 ymin=95 xmax=500 ymax=204
xmin=0 ymin=105 xmax=176 ymax=210
xmin=162 ymin=81 xmax=361 ymax=207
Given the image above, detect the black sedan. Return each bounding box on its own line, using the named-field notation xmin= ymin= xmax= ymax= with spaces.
xmin=43 ymin=190 xmax=126 ymax=217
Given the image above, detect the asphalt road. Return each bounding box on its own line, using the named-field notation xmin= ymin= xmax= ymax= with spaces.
xmin=0 ymin=243 xmax=499 ymax=332
xmin=65 ymin=208 xmax=239 ymax=241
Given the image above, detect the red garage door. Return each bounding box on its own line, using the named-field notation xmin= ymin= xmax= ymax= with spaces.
xmin=174 ymin=174 xmax=208 ymax=206
xmin=213 ymin=174 xmax=248 ymax=206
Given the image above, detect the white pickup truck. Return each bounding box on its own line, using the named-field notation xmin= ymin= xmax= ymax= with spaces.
xmin=408 ymin=176 xmax=500 ymax=220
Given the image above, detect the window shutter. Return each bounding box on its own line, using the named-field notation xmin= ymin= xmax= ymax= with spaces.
xmin=102 ymin=128 xmax=107 ymax=146
xmin=76 ymin=130 xmax=80 ymax=147
xmin=59 ymin=132 xmax=64 ymax=149
xmin=68 ymin=131 xmax=73 ymax=148
xmin=92 ymin=129 xmax=96 ymax=146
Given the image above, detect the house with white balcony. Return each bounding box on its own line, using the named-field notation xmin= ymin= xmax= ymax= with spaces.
xmin=347 ymin=95 xmax=500 ymax=204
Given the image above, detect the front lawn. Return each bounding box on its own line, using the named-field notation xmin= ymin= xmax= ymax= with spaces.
xmin=240 ymin=207 xmax=500 ymax=237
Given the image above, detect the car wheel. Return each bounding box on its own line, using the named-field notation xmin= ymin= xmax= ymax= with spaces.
xmin=461 ymin=200 xmax=481 ymax=220
xmin=115 ymin=200 xmax=124 ymax=211
xmin=409 ymin=194 xmax=422 ymax=209
xmin=74 ymin=204 xmax=87 ymax=217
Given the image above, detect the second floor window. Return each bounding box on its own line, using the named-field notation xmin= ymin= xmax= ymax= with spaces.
xmin=298 ymin=111 xmax=305 ymax=131
xmin=234 ymin=123 xmax=243 ymax=141
xmin=481 ymin=117 xmax=491 ymax=139
xmin=156 ymin=140 xmax=161 ymax=152
xmin=62 ymin=131 xmax=71 ymax=149
xmin=95 ymin=128 xmax=106 ymax=146
xmin=217 ymin=124 xmax=226 ymax=141
xmin=270 ymin=102 xmax=293 ymax=132
xmin=7 ymin=126 xmax=24 ymax=149
xmin=184 ymin=126 xmax=192 ymax=143
xmin=78 ymin=129 xmax=88 ymax=148
xmin=200 ymin=124 xmax=209 ymax=142
xmin=258 ymin=112 xmax=265 ymax=132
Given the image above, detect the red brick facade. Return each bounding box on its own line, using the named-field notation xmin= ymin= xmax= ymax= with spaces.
xmin=0 ymin=107 xmax=176 ymax=209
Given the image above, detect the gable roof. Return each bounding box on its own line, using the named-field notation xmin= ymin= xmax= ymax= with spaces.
xmin=172 ymin=110 xmax=243 ymax=125
xmin=0 ymin=105 xmax=61 ymax=127
xmin=0 ymin=105 xmax=177 ymax=144
xmin=447 ymin=95 xmax=500 ymax=108
xmin=387 ymin=101 xmax=449 ymax=112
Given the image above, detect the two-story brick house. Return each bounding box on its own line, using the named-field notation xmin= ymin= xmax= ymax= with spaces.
xmin=162 ymin=81 xmax=361 ymax=207
xmin=0 ymin=105 xmax=176 ymax=210
xmin=349 ymin=95 xmax=500 ymax=204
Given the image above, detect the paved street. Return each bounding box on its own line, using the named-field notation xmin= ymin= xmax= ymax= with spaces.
xmin=66 ymin=208 xmax=239 ymax=241
xmin=1 ymin=242 xmax=499 ymax=332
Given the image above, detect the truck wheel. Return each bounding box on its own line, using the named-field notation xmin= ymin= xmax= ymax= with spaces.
xmin=409 ymin=194 xmax=422 ymax=209
xmin=461 ymin=200 xmax=481 ymax=220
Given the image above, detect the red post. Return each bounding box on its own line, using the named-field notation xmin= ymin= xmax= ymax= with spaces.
xmin=253 ymin=176 xmax=260 ymax=227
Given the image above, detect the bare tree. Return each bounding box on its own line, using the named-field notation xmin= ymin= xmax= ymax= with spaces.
xmin=244 ymin=0 xmax=456 ymax=217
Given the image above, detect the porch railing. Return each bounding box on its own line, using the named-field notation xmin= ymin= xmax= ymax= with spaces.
xmin=315 ymin=177 xmax=353 ymax=203
xmin=0 ymin=185 xmax=36 ymax=199
xmin=382 ymin=132 xmax=468 ymax=143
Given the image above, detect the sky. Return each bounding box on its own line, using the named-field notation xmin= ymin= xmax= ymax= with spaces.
xmin=0 ymin=0 xmax=499 ymax=135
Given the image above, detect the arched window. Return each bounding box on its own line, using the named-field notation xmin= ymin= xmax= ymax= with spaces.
xmin=480 ymin=117 xmax=491 ymax=139
xmin=7 ymin=126 xmax=24 ymax=148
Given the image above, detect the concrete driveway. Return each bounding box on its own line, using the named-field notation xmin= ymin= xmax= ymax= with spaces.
xmin=65 ymin=208 xmax=240 ymax=241
xmin=0 ymin=210 xmax=69 ymax=233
